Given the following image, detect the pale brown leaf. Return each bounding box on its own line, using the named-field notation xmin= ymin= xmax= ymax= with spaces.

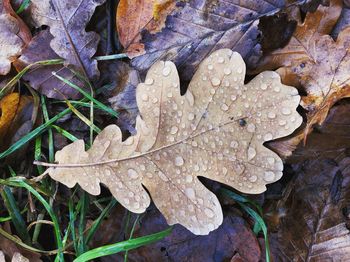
xmin=46 ymin=49 xmax=302 ymax=235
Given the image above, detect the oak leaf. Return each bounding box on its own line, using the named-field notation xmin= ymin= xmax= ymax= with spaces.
xmin=29 ymin=0 xmax=106 ymax=79
xmin=254 ymin=0 xmax=350 ymax=139
xmin=0 ymin=0 xmax=31 ymax=75
xmin=130 ymin=0 xmax=302 ymax=86
xmin=14 ymin=29 xmax=85 ymax=99
xmin=45 ymin=49 xmax=302 ymax=235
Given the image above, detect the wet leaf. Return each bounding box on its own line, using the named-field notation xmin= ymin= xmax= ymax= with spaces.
xmin=0 ymin=0 xmax=31 ymax=75
xmin=29 ymin=0 xmax=106 ymax=79
xmin=14 ymin=29 xmax=85 ymax=99
xmin=45 ymin=49 xmax=302 ymax=235
xmin=253 ymin=0 xmax=350 ymax=139
xmin=130 ymin=0 xmax=301 ymax=86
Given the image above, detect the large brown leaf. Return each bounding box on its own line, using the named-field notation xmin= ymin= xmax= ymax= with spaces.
xmin=29 ymin=0 xmax=106 ymax=79
xmin=0 ymin=0 xmax=31 ymax=75
xmin=44 ymin=49 xmax=302 ymax=235
xmin=130 ymin=0 xmax=301 ymax=86
xmin=254 ymin=0 xmax=350 ymax=139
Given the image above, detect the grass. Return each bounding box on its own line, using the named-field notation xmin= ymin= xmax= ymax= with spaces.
xmin=0 ymin=59 xmax=271 ymax=261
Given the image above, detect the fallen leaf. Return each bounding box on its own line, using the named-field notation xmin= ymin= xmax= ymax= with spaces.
xmin=0 ymin=0 xmax=31 ymax=75
xmin=0 ymin=224 xmax=42 ymax=262
xmin=14 ymin=29 xmax=85 ymax=99
xmin=270 ymin=154 xmax=350 ymax=261
xmin=0 ymin=93 xmax=34 ymax=152
xmin=253 ymin=0 xmax=350 ymax=140
xmin=130 ymin=0 xmax=302 ymax=86
xmin=116 ymin=0 xmax=176 ymax=57
xmin=46 ymin=49 xmax=302 ymax=235
xmin=29 ymin=0 xmax=106 ymax=79
xmin=94 ymin=208 xmax=262 ymax=262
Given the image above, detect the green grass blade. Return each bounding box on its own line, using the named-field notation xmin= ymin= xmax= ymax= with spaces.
xmin=74 ymin=227 xmax=172 ymax=262
xmin=0 ymin=187 xmax=31 ymax=244
xmin=94 ymin=54 xmax=128 ymax=61
xmin=52 ymin=72 xmax=119 ymax=118
xmin=77 ymin=193 xmax=89 ymax=256
xmin=16 ymin=0 xmax=31 ymax=14
xmin=9 ymin=178 xmax=64 ymax=261
xmin=41 ymin=96 xmax=54 ymax=162
xmin=85 ymin=199 xmax=117 ymax=245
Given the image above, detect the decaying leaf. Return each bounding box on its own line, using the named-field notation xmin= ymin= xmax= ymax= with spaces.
xmin=0 ymin=0 xmax=31 ymax=75
xmin=116 ymin=0 xmax=176 ymax=57
xmin=271 ymin=155 xmax=350 ymax=261
xmin=131 ymin=0 xmax=302 ymax=86
xmin=29 ymin=0 xmax=106 ymax=79
xmin=0 ymin=251 xmax=29 ymax=262
xmin=254 ymin=0 xmax=350 ymax=139
xmin=46 ymin=49 xmax=302 ymax=235
xmin=14 ymin=29 xmax=85 ymax=99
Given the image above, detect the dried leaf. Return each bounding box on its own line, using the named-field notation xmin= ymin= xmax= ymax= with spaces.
xmin=93 ymin=208 xmax=262 ymax=261
xmin=0 ymin=0 xmax=31 ymax=75
xmin=0 ymin=251 xmax=29 ymax=262
xmin=271 ymin=155 xmax=350 ymax=261
xmin=14 ymin=29 xmax=85 ymax=99
xmin=254 ymin=0 xmax=350 ymax=139
xmin=29 ymin=0 xmax=106 ymax=79
xmin=131 ymin=0 xmax=301 ymax=86
xmin=0 ymin=93 xmax=34 ymax=152
xmin=116 ymin=0 xmax=176 ymax=57
xmin=47 ymin=49 xmax=302 ymax=235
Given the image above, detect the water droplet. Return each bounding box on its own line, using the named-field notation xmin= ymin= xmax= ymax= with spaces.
xmin=185 ymin=188 xmax=196 ymax=199
xmin=224 ymin=68 xmax=231 ymax=75
xmin=264 ymin=171 xmax=275 ymax=182
xmin=204 ymin=208 xmax=215 ymax=218
xmin=167 ymin=92 xmax=173 ymax=98
xmin=244 ymin=102 xmax=249 ymax=108
xmin=279 ymin=120 xmax=287 ymax=126
xmin=261 ymin=83 xmax=268 ymax=90
xmin=211 ymin=77 xmax=221 ymax=87
xmin=128 ymin=169 xmax=139 ymax=179
xmin=268 ymin=112 xmax=276 ymax=119
xmin=267 ymin=157 xmax=275 ymax=165
xmin=247 ymin=123 xmax=255 ymax=133
xmin=175 ymin=156 xmax=184 ymax=166
xmin=230 ymin=140 xmax=238 ymax=148
xmin=218 ymin=57 xmax=225 ymax=63
xmin=152 ymin=97 xmax=158 ymax=104
xmin=188 ymin=113 xmax=195 ymax=121
xmin=237 ymin=68 xmax=243 ymax=74
xmin=186 ymin=175 xmax=193 ymax=183
xmin=274 ymin=85 xmax=281 ymax=92
xmin=124 ymin=198 xmax=130 ymax=205
xmin=208 ymin=64 xmax=214 ymax=70
xmin=247 ymin=147 xmax=256 ymax=161
xmin=264 ymin=133 xmax=273 ymax=141
xmin=172 ymin=103 xmax=178 ymax=110
xmin=140 ymin=164 xmax=146 ymax=171
xmin=282 ymin=107 xmax=291 ymax=115
xmin=230 ymin=95 xmax=237 ymax=101
xmin=170 ymin=126 xmax=178 ymax=135
xmin=168 ymin=136 xmax=175 ymax=142
xmin=145 ymin=78 xmax=154 ymax=85
xmin=249 ymin=175 xmax=258 ymax=182
xmin=221 ymin=103 xmax=229 ymax=111
xmin=133 ymin=202 xmax=140 ymax=209
xmin=209 ymin=88 xmax=215 ymax=95
xmin=222 ymin=167 xmax=228 ymax=175
xmin=146 ymin=172 xmax=153 ymax=178
xmin=194 ymin=164 xmax=200 ymax=171
xmin=162 ymin=66 xmax=171 ymax=76
xmin=202 ymin=75 xmax=208 ymax=81
xmin=141 ymin=94 xmax=149 ymax=101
